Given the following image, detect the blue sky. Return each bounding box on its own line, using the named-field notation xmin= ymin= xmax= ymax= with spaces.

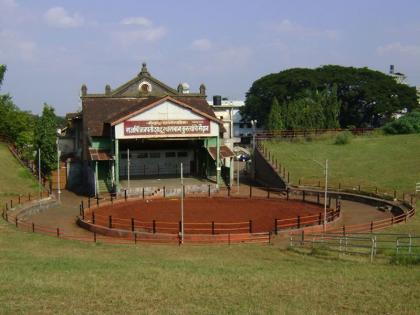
xmin=1 ymin=0 xmax=420 ymax=115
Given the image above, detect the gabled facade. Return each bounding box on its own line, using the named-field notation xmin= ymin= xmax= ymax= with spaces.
xmin=69 ymin=63 xmax=233 ymax=195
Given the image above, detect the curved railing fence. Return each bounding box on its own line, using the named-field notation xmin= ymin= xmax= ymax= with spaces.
xmin=1 ymin=181 xmax=416 ymax=245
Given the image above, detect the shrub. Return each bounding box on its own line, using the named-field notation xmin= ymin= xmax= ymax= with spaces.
xmin=383 ymin=111 xmax=420 ymax=135
xmin=334 ymin=131 xmax=353 ymax=145
xmin=390 ymin=254 xmax=420 ymax=266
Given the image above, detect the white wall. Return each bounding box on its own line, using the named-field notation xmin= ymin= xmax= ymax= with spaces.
xmin=115 ymin=100 xmax=219 ymax=139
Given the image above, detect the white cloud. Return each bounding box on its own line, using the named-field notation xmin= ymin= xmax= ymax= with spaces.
xmin=377 ymin=42 xmax=420 ymax=57
xmin=0 ymin=0 xmax=17 ymax=8
xmin=271 ymin=19 xmax=339 ymax=40
xmin=112 ymin=18 xmax=166 ymax=47
xmin=190 ymin=38 xmax=212 ymax=51
xmin=0 ymin=30 xmax=36 ymax=61
xmin=113 ymin=27 xmax=166 ymax=46
xmin=44 ymin=7 xmax=84 ymax=28
xmin=120 ymin=17 xmax=152 ymax=27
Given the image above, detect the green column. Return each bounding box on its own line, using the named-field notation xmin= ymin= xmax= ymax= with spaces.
xmin=115 ymin=139 xmax=120 ymax=192
xmin=95 ymin=161 xmax=98 ymax=196
xmin=229 ymin=157 xmax=234 ymax=187
xmin=216 ymin=135 xmax=221 ymax=186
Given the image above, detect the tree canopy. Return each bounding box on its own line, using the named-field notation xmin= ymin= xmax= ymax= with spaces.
xmin=242 ymin=65 xmax=419 ymax=129
xmin=34 ymin=104 xmax=58 ymax=176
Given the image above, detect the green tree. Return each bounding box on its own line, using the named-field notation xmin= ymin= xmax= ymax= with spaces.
xmin=34 ymin=104 xmax=58 ymax=176
xmin=266 ymin=97 xmax=284 ymax=131
xmin=286 ymin=91 xmax=325 ymax=130
xmin=242 ymin=65 xmax=418 ymax=128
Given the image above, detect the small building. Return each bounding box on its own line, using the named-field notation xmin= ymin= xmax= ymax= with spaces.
xmin=64 ymin=63 xmax=234 ymax=195
xmin=209 ymin=97 xmax=263 ymax=144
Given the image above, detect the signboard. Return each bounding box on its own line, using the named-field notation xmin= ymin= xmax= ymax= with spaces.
xmin=124 ymin=119 xmax=210 ymax=136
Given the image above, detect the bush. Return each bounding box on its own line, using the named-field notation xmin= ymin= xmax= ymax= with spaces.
xmin=383 ymin=111 xmax=420 ymax=135
xmin=334 ymin=131 xmax=353 ymax=145
xmin=390 ymin=254 xmax=420 ymax=265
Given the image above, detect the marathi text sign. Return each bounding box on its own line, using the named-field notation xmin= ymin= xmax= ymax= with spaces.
xmin=124 ymin=119 xmax=211 ymax=136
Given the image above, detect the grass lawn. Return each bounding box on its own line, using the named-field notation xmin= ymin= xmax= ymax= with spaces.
xmin=0 ymin=139 xmax=420 ymax=314
xmin=0 ymin=222 xmax=420 ymax=314
xmin=0 ymin=143 xmax=38 ymax=205
xmin=264 ymin=133 xmax=420 ymax=193
xmin=264 ymin=133 xmax=420 ymax=235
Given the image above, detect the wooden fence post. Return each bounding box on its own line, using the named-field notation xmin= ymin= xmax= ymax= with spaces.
xmin=92 ymin=212 xmax=95 ymax=224
xmin=249 ymin=185 xmax=252 ymax=198
xmin=56 ymin=228 xmax=60 ymax=238
xmin=208 ymin=184 xmax=211 ymax=197
xmin=249 ymin=220 xmax=253 ymax=233
xmin=274 ymin=219 xmax=278 ymax=235
xmin=318 ymin=213 xmax=322 ymax=225
xmin=212 ymin=221 xmax=215 ymax=235
xmin=370 ymin=221 xmax=373 ymax=233
xmin=297 ymin=216 xmax=300 ymax=229
xmin=109 ymin=216 xmax=112 ymax=229
xmin=153 ymin=220 xmax=156 ymax=233
xmin=124 ymin=189 xmax=127 ymax=201
xmin=131 ymin=218 xmax=135 ymax=232
xmin=32 ymin=222 xmax=35 ymax=232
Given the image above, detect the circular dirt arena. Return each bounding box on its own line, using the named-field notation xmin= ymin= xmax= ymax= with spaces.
xmin=89 ymin=197 xmax=325 ymax=234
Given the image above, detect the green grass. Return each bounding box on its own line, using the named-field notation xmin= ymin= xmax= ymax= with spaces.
xmin=0 ymin=143 xmax=38 ymax=205
xmin=0 ymin=222 xmax=420 ymax=314
xmin=265 ymin=133 xmax=420 ymax=235
xmin=1 ymin=138 xmax=420 ymax=314
xmin=265 ymin=133 xmax=420 ymax=193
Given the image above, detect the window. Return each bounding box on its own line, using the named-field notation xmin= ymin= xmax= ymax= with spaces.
xmin=165 ymin=152 xmax=176 ymax=158
xmin=247 ymin=123 xmax=252 ymax=128
xmin=121 ymin=153 xmax=127 ymax=159
xmin=137 ymin=152 xmax=148 ymax=158
xmin=239 ymin=123 xmax=244 ymax=128
xmin=177 ymin=151 xmax=188 ymax=157
xmin=140 ymin=84 xmax=149 ymax=93
xmin=149 ymin=152 xmax=160 ymax=158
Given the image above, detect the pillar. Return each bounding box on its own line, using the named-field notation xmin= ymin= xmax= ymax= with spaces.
xmin=94 ymin=161 xmax=98 ymax=196
xmin=216 ymin=135 xmax=221 ymax=186
xmin=115 ymin=139 xmax=120 ymax=192
xmin=229 ymin=157 xmax=234 ymax=188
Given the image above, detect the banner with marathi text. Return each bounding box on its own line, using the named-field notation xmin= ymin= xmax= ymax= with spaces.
xmin=124 ymin=119 xmax=211 ymax=136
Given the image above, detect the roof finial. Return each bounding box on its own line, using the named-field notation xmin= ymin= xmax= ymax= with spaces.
xmin=139 ymin=62 xmax=150 ymax=76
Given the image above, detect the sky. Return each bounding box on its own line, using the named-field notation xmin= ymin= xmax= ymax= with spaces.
xmin=1 ymin=0 xmax=420 ymax=115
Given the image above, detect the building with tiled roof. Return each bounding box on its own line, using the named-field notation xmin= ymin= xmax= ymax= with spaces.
xmin=64 ymin=63 xmax=233 ymax=195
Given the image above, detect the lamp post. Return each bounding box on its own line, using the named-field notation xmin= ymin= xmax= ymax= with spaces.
xmin=180 ymin=162 xmax=184 ymax=244
xmin=251 ymin=119 xmax=257 ymax=179
xmin=56 ymin=136 xmax=61 ymax=203
xmin=38 ymin=148 xmax=42 ymax=209
xmin=312 ymin=159 xmax=328 ymax=233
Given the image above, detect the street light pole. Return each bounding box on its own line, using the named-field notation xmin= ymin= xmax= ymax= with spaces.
xmin=251 ymin=120 xmax=257 ymax=179
xmin=56 ymin=137 xmax=61 ymax=202
xmin=38 ymin=148 xmax=41 ymax=209
xmin=324 ymin=159 xmax=328 ymax=233
xmin=180 ymin=162 xmax=184 ymax=244
xmin=312 ymin=158 xmax=329 ymax=233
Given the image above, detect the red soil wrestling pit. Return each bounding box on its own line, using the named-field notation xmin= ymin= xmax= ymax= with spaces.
xmin=90 ymin=197 xmax=324 ymax=234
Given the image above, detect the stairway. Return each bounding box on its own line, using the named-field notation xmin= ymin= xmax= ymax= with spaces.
xmin=97 ymin=180 xmax=109 ymax=193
